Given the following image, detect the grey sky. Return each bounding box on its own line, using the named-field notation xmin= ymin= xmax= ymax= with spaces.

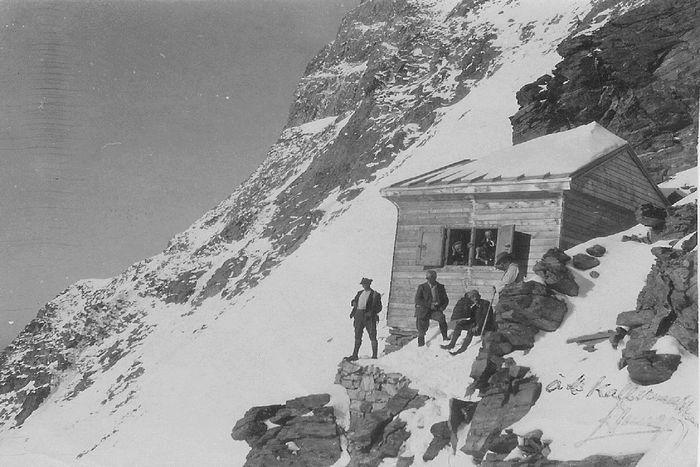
xmin=0 ymin=0 xmax=356 ymax=348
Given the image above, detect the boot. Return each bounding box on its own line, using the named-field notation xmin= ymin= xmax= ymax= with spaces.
xmin=417 ymin=335 xmax=425 ymax=347
xmin=345 ymin=340 xmax=361 ymax=361
xmin=441 ymin=329 xmax=460 ymax=350
xmin=371 ymin=341 xmax=378 ymax=359
xmin=450 ymin=332 xmax=473 ymax=356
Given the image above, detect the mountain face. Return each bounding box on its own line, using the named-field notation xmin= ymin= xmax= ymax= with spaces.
xmin=510 ymin=0 xmax=699 ymax=182
xmin=0 ymin=0 xmax=696 ymax=465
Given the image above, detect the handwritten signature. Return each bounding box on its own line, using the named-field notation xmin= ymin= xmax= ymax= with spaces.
xmin=544 ymin=373 xmax=696 ymax=447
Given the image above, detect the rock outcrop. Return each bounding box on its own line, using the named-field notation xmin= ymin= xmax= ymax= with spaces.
xmin=231 ymin=394 xmax=342 ymax=467
xmin=510 ymin=0 xmax=699 ymax=182
xmin=459 ymin=249 xmax=577 ymax=460
xmin=462 ymin=359 xmax=542 ymax=461
xmin=616 ymin=205 xmax=697 ymax=384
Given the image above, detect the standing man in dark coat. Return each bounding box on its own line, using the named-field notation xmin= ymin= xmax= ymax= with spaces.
xmin=441 ymin=289 xmax=493 ymax=355
xmin=414 ymin=270 xmax=449 ymax=347
xmin=345 ymin=277 xmax=382 ymax=361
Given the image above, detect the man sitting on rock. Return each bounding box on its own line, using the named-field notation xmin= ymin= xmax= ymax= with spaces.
xmin=345 ymin=277 xmax=382 ymax=361
xmin=441 ymin=289 xmax=493 ymax=355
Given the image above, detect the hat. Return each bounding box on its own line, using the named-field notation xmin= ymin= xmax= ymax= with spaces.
xmin=360 ymin=277 xmax=373 ymax=285
xmin=495 ymin=252 xmax=512 ymax=265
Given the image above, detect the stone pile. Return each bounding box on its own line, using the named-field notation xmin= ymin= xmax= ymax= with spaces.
xmin=335 ymin=360 xmax=428 ymax=466
xmin=231 ymin=393 xmax=342 ymax=467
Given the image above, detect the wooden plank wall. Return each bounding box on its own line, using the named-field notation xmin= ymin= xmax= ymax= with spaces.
xmin=386 ymin=195 xmax=564 ymax=330
xmin=572 ymin=150 xmax=666 ymax=209
xmin=560 ymin=191 xmax=637 ymax=249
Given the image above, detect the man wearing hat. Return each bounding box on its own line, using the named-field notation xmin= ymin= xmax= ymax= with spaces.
xmin=441 ymin=289 xmax=494 ymax=355
xmin=493 ymin=252 xmax=520 ymax=306
xmin=345 ymin=277 xmax=382 ymax=361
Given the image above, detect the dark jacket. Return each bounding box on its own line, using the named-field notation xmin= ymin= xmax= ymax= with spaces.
xmin=450 ymin=295 xmax=474 ymax=322
xmin=450 ymin=296 xmax=494 ymax=334
xmin=351 ymin=289 xmax=382 ymax=319
xmin=414 ymin=281 xmax=449 ymax=318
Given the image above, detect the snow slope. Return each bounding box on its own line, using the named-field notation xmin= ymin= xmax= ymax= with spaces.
xmin=0 ymin=0 xmax=695 ymax=466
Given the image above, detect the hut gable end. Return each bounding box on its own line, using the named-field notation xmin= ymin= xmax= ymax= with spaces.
xmin=570 ymin=147 xmax=668 ymax=209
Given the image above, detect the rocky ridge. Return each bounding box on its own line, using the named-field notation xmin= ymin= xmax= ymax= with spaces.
xmin=510 ymin=0 xmax=699 ymax=182
xmin=617 ymin=204 xmax=698 ymax=385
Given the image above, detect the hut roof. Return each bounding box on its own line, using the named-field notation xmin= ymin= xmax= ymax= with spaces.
xmin=388 ymin=122 xmax=628 ymax=190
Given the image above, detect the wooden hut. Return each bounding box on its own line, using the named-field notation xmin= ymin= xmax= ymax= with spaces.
xmin=380 ymin=122 xmax=668 ymax=331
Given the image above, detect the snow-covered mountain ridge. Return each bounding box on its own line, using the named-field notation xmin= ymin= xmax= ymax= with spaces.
xmin=0 ymin=0 xmax=696 ymax=465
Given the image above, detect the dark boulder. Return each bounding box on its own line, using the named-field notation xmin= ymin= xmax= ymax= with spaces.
xmin=499 ymin=280 xmax=548 ymax=298
xmin=487 ymin=429 xmax=518 ymax=455
xmin=462 ymin=380 xmax=541 ymax=460
xmin=286 ymin=393 xmax=331 ymax=411
xmin=542 ymin=248 xmax=571 ymax=264
xmin=660 ymin=203 xmax=698 ymax=241
xmin=627 ymin=351 xmax=681 ymax=385
xmin=636 ymin=203 xmax=667 ymax=228
xmin=590 ymin=270 xmax=600 ymax=278
xmin=681 ymin=232 xmax=697 ymax=252
xmin=276 ymin=408 xmax=339 ymax=442
xmin=533 ymin=257 xmax=579 ymax=296
xmin=497 ymin=294 xmax=567 ymax=332
xmin=422 ymin=421 xmax=451 ymax=461
xmin=572 ymin=253 xmax=600 ymax=270
xmin=349 ymin=409 xmax=393 ymax=452
xmin=448 ymin=398 xmax=478 ymax=433
xmin=232 ymin=395 xmax=342 ymax=466
xmin=585 ymin=244 xmax=606 ymax=257
xmin=232 ymin=404 xmax=285 ymax=445
xmin=378 ymin=418 xmax=410 ymax=459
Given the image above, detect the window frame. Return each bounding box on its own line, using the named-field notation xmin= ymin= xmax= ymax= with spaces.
xmin=443 ymin=226 xmax=499 ymax=267
xmin=416 ymin=224 xmax=514 ymax=268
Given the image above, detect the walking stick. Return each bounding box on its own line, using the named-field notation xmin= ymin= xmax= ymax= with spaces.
xmin=477 ymin=289 xmax=497 ymax=336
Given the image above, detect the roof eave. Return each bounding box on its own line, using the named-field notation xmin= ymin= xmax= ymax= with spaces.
xmin=380 ymin=178 xmax=571 ymax=198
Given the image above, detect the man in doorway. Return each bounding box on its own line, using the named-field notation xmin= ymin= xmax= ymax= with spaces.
xmin=493 ymin=252 xmax=520 ymax=306
xmin=346 ymin=277 xmax=382 ymax=361
xmin=414 ymin=270 xmax=449 ymax=346
xmin=441 ymin=289 xmax=493 ymax=355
